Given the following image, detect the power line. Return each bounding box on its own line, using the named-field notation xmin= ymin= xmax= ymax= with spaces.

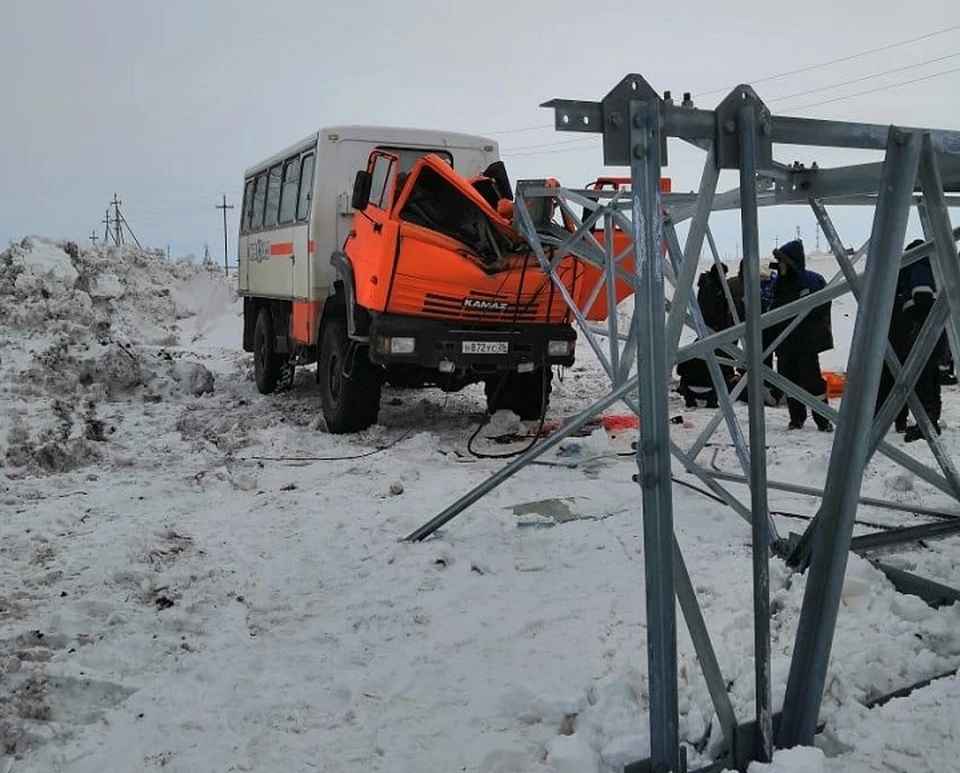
xmin=485 ymin=124 xmax=553 ymax=136
xmin=696 ymin=24 xmax=960 ymax=97
xmin=788 ymin=65 xmax=960 ymax=112
xmin=502 ymin=136 xmax=601 ymax=152
xmin=483 ymin=25 xmax=960 ymax=140
xmin=768 ymin=52 xmax=960 ymax=103
xmin=501 ymin=141 xmax=600 ymax=158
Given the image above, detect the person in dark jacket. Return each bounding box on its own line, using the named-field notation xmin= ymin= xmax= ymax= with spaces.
xmin=677 ymin=263 xmax=735 ymax=408
xmin=875 ymin=238 xmax=944 ymax=441
xmin=726 ymin=259 xmax=784 ymax=406
xmin=768 ymin=239 xmax=834 ymax=431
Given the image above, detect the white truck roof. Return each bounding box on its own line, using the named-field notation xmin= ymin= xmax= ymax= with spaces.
xmin=243 ymin=125 xmax=498 ymax=178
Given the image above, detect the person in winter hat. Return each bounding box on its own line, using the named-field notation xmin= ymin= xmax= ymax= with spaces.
xmin=676 ymin=263 xmax=736 ymax=408
xmin=875 ymin=238 xmax=944 ymax=441
xmin=768 ymin=239 xmax=834 ymax=431
xmin=727 ymin=258 xmax=783 ymax=406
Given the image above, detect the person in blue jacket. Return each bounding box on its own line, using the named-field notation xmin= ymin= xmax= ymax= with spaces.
xmin=875 ymin=238 xmax=944 ymax=442
xmin=768 ymin=239 xmax=834 ymax=431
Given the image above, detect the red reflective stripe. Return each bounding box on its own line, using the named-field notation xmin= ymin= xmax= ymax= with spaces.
xmin=270 ymin=242 xmax=294 ymax=256
xmin=308 ymin=240 xmax=315 ymax=254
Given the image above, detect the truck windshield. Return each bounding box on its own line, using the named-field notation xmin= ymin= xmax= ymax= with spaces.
xmin=375 ymin=147 xmax=453 ymax=175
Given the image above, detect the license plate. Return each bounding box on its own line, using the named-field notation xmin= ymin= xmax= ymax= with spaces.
xmin=462 ymin=341 xmax=508 ymax=355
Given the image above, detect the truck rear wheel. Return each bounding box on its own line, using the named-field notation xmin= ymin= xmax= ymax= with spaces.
xmin=485 ymin=368 xmax=552 ymax=421
xmin=253 ymin=307 xmax=285 ymax=394
xmin=319 ymin=318 xmax=382 ymax=433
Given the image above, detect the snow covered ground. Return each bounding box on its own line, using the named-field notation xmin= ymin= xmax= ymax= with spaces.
xmin=1 ymin=238 xmax=958 ymax=772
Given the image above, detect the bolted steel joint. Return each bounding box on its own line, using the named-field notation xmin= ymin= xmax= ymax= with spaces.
xmin=633 ymin=145 xmax=646 ymax=159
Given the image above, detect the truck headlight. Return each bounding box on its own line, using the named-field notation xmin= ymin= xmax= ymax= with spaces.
xmin=375 ymin=336 xmax=416 ymax=355
xmin=548 ymin=339 xmax=573 ymax=357
xmin=390 ymin=337 xmax=416 ymax=354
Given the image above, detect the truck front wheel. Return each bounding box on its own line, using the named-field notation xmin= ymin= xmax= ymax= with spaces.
xmin=485 ymin=367 xmax=552 ymax=421
xmin=319 ymin=318 xmax=382 ymax=433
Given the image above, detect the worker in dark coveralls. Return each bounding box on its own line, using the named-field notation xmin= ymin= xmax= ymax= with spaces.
xmin=875 ymin=238 xmax=944 ymax=442
xmin=768 ymin=240 xmax=834 ymax=432
xmin=677 ymin=263 xmax=735 ymax=408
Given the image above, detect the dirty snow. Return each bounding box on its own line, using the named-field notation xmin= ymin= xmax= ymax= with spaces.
xmin=0 ymin=239 xmax=958 ymax=772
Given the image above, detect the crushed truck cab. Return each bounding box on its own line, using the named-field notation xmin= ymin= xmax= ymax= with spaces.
xmin=342 ymin=151 xmax=576 ymax=381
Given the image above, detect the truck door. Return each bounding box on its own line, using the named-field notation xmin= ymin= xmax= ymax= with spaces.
xmin=347 ymin=151 xmax=400 ymax=312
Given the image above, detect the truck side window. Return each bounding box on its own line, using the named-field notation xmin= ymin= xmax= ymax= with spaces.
xmin=297 ymin=154 xmax=315 ymax=221
xmin=368 ymin=155 xmax=395 ymax=210
xmin=241 ymin=179 xmax=255 ymax=233
xmin=278 ymin=157 xmax=300 ymax=225
xmin=251 ymin=172 xmax=267 ymax=230
xmin=264 ymin=164 xmax=283 ymax=227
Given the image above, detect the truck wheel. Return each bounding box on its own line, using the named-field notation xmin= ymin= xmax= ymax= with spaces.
xmin=485 ymin=368 xmax=552 ymax=421
xmin=319 ymin=318 xmax=382 ymax=433
xmin=253 ymin=307 xmax=283 ymax=394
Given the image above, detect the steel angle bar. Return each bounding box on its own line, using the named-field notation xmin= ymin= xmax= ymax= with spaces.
xmin=543 ymin=199 xmax=609 ymax=273
xmin=737 ymin=100 xmax=774 ymax=764
xmin=813 ymin=200 xmax=960 ymax=491
xmin=707 ymin=468 xmax=960 ymax=520
xmin=617 ymin=315 xmax=640 ymax=385
xmin=850 ymin=518 xmax=960 ymax=553
xmin=515 ymin=192 xmax=615 ymax=379
xmin=683 ymin=306 xmax=817 ymax=465
xmin=759 ymin=358 xmax=954 ymax=497
xmin=707 ymin=225 xmax=742 ymax=326
xmin=867 ymin=563 xmax=960 ymax=609
xmin=684 ymin=368 xmax=750 ymax=463
xmin=671 ymin=442 xmax=753 ymax=525
xmin=665 ymin=144 xmax=720 ymax=360
xmin=404 ymin=375 xmax=642 ymax=542
xmin=869 ymin=299 xmax=955 ymax=473
xmin=779 ymin=127 xmax=922 ymax=749
xmin=603 ymin=212 xmax=622 ymax=380
xmin=661 ymin=221 xmax=755 ymax=493
xmin=630 ymin=98 xmax=680 ymax=773
xmin=919 ymin=135 xmax=960 ymax=396
xmin=672 ymin=538 xmax=738 ymax=750
xmin=769 ymin=114 xmax=960 ymax=153
xmin=917 ymin=203 xmax=960 ymax=380
xmin=677 ymin=233 xmax=959 ymax=366
xmin=555 ymin=196 xmax=621 ymax=269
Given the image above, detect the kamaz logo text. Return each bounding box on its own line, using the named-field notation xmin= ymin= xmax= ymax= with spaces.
xmin=463 ymin=298 xmax=509 ymax=312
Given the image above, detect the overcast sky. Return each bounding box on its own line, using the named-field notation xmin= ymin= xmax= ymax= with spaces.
xmin=2 ymin=0 xmax=959 ymax=262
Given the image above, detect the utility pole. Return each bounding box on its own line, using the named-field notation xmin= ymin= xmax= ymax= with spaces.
xmin=111 ymin=194 xmax=123 ymax=245
xmin=795 ymin=225 xmax=801 ymax=241
xmin=89 ymin=231 xmax=99 ymax=246
xmin=216 ymin=194 xmax=234 ymax=273
xmin=815 ymin=221 xmax=821 ymax=252
xmin=103 ymin=209 xmax=112 ymax=245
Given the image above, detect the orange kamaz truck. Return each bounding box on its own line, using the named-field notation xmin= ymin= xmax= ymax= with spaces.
xmin=238 ymin=126 xmax=633 ymax=433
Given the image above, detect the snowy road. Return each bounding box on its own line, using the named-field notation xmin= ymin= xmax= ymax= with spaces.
xmin=2 ymin=238 xmax=958 ymax=772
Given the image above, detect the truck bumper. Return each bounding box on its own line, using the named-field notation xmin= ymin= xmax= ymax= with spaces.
xmin=368 ymin=315 xmax=576 ymax=371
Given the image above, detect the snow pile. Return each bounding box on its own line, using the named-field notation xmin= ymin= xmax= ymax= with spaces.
xmin=0 ymin=236 xmax=237 ymax=476
xmin=748 ymin=746 xmax=826 ymax=772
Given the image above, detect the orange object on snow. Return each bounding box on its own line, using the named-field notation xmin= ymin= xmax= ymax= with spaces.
xmin=602 ymin=414 xmax=640 ymax=432
xmin=823 ymin=371 xmax=845 ymax=398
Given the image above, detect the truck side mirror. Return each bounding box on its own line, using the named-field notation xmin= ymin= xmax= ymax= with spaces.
xmin=351 ymin=170 xmax=372 ymax=211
